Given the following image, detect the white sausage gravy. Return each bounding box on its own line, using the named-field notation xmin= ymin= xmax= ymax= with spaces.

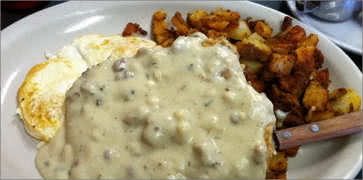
xmin=36 ymin=33 xmax=275 ymax=179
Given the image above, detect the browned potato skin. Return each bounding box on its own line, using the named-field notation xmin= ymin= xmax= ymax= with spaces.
xmin=298 ymin=34 xmax=319 ymax=47
xmin=254 ymin=21 xmax=273 ymax=39
xmin=282 ymin=25 xmax=306 ymax=43
xmin=122 ymin=23 xmax=147 ymax=37
xmin=283 ymin=107 xmax=305 ymax=127
xmin=268 ymin=53 xmax=295 ymax=76
xmin=268 ymin=152 xmax=288 ymax=172
xmin=329 ymin=88 xmax=361 ymax=115
xmin=279 ymin=71 xmax=309 ymax=98
xmin=171 ymin=12 xmax=193 ymax=36
xmin=281 ymin=16 xmax=292 ymax=32
xmin=306 ymin=109 xmax=335 ymax=122
xmin=303 ymin=81 xmax=329 ymax=111
xmin=152 ymin=10 xmax=176 ymax=47
xmin=235 ymin=36 xmax=272 ymax=62
xmin=311 ymin=68 xmax=330 ymax=89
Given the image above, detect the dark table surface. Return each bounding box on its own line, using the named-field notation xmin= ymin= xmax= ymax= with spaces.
xmin=1 ymin=1 xmax=362 ymax=179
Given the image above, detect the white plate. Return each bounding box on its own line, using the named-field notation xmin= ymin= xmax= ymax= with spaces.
xmin=1 ymin=1 xmax=362 ymax=179
xmin=287 ymin=0 xmax=362 ymax=55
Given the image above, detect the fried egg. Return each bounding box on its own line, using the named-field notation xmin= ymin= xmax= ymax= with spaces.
xmin=17 ymin=34 xmax=156 ymax=141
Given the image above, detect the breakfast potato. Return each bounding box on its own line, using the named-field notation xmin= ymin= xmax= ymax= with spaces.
xmin=329 ymin=88 xmax=348 ymax=100
xmin=330 ymin=88 xmax=361 ymax=114
xmin=152 ymin=10 xmax=176 ymax=47
xmin=279 ymin=72 xmax=309 ymax=97
xmin=266 ymin=170 xmax=287 ymax=179
xmin=254 ymin=21 xmax=273 ymax=39
xmin=122 ymin=23 xmax=147 ymax=37
xmin=212 ymin=8 xmax=240 ymax=22
xmin=266 ymin=39 xmax=296 ymax=54
xmin=283 ymin=107 xmax=305 ymax=127
xmin=268 ymin=152 xmax=288 ymax=172
xmin=187 ymin=9 xmax=208 ymax=29
xmin=240 ymin=58 xmax=263 ymax=74
xmin=270 ymin=85 xmax=300 ymax=111
xmin=280 ymin=16 xmax=292 ymax=32
xmin=268 ymin=53 xmax=295 ymax=76
xmin=281 ymin=25 xmax=306 ymax=43
xmin=311 ymin=68 xmax=330 ymax=89
xmin=303 ymin=81 xmax=328 ymax=111
xmin=228 ymin=20 xmax=251 ymax=40
xmin=295 ymin=46 xmax=316 ymax=74
xmin=206 ymin=30 xmax=228 ymax=39
xmin=298 ymin=34 xmax=319 ymax=48
xmin=171 ymin=12 xmax=192 ymax=36
xmin=235 ymin=33 xmax=272 ymax=62
xmin=306 ymin=109 xmax=335 ymax=122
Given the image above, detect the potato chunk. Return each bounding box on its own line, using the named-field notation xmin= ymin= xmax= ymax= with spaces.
xmin=303 ymin=81 xmax=328 ymax=111
xmin=298 ymin=34 xmax=319 ymax=47
xmin=152 ymin=10 xmax=176 ymax=47
xmin=187 ymin=9 xmax=208 ymax=29
xmin=268 ymin=152 xmax=288 ymax=172
xmin=171 ymin=12 xmax=192 ymax=36
xmin=254 ymin=21 xmax=272 ymax=39
xmin=228 ymin=20 xmax=251 ymax=40
xmin=236 ymin=33 xmax=272 ymax=62
xmin=330 ymin=88 xmax=361 ymax=115
xmin=268 ymin=53 xmax=295 ymax=76
xmin=240 ymin=59 xmax=263 ymax=74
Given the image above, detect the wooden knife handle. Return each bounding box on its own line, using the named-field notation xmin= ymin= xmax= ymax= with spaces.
xmin=275 ymin=111 xmax=363 ymax=150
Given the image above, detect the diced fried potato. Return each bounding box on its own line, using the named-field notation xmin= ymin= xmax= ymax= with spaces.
xmin=171 ymin=12 xmax=191 ymax=36
xmin=206 ymin=30 xmax=228 ymax=39
xmin=329 ymin=88 xmax=348 ymax=100
xmin=303 ymin=81 xmax=328 ymax=111
xmin=283 ymin=107 xmax=305 ymax=127
xmin=271 ymin=85 xmax=300 ymax=111
xmin=228 ymin=20 xmax=251 ymax=40
xmin=249 ymin=79 xmax=265 ymax=93
xmin=203 ymin=14 xmax=230 ymax=31
xmin=187 ymin=9 xmax=208 ymax=29
xmin=236 ymin=33 xmax=272 ymax=62
xmin=268 ymin=152 xmax=288 ymax=172
xmin=311 ymin=68 xmax=330 ymax=89
xmin=240 ymin=59 xmax=263 ymax=74
xmin=122 ymin=23 xmax=147 ymax=37
xmin=305 ymin=109 xmax=335 ymax=122
xmin=330 ymin=88 xmax=361 ymax=114
xmin=268 ymin=53 xmax=295 ymax=76
xmin=266 ymin=39 xmax=296 ymax=54
xmin=248 ymin=32 xmax=265 ymax=42
xmin=295 ymin=46 xmax=316 ymax=73
xmin=279 ymin=72 xmax=309 ymax=97
xmin=212 ymin=8 xmax=240 ymax=21
xmin=314 ymin=48 xmax=324 ymax=69
xmin=283 ymin=25 xmax=306 ymax=43
xmin=266 ymin=170 xmax=287 ymax=179
xmin=254 ymin=21 xmax=272 ymax=39
xmin=298 ymin=34 xmax=319 ymax=47
xmin=152 ymin=10 xmax=176 ymax=47
xmin=281 ymin=16 xmax=292 ymax=32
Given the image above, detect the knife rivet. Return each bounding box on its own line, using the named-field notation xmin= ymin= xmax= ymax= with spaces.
xmin=310 ymin=124 xmax=320 ymax=133
xmin=280 ymin=131 xmax=292 ymax=139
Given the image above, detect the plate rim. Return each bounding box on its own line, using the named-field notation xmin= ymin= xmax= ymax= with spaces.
xmin=1 ymin=1 xmax=362 ymax=179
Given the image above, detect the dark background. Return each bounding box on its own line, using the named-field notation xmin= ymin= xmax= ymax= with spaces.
xmin=1 ymin=1 xmax=362 ymax=179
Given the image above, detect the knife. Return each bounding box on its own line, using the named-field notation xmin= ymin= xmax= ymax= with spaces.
xmin=274 ymin=111 xmax=363 ymax=150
